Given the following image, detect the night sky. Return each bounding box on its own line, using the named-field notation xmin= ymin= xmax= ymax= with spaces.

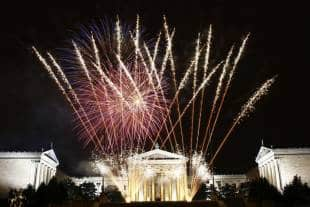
xmin=0 ymin=1 xmax=308 ymax=176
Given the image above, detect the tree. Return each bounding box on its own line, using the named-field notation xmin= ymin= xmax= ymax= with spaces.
xmin=283 ymin=175 xmax=310 ymax=206
xmin=104 ymin=185 xmax=124 ymax=202
xmin=78 ymin=182 xmax=97 ymax=200
xmin=28 ymin=178 xmax=68 ymax=206
xmin=238 ymin=182 xmax=250 ymax=198
xmin=35 ymin=183 xmax=48 ymax=206
xmin=22 ymin=185 xmax=36 ymax=207
xmin=8 ymin=189 xmax=24 ymax=207
xmin=46 ymin=177 xmax=68 ymax=204
xmin=62 ymin=178 xmax=80 ymax=200
xmin=247 ymin=178 xmax=282 ymax=202
xmin=219 ymin=184 xmax=237 ymax=199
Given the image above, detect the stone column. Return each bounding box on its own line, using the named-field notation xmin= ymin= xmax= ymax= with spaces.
xmin=47 ymin=167 xmax=50 ymax=183
xmin=265 ymin=164 xmax=269 ymax=180
xmin=49 ymin=167 xmax=52 ymax=181
xmin=269 ymin=162 xmax=274 ymax=185
xmin=34 ymin=162 xmax=40 ymax=189
xmin=266 ymin=163 xmax=270 ymax=183
xmin=41 ymin=165 xmax=45 ymax=184
xmin=266 ymin=163 xmax=271 ymax=184
xmin=271 ymin=161 xmax=278 ymax=188
xmin=262 ymin=165 xmax=266 ymax=178
xmin=45 ymin=167 xmax=48 ymax=183
xmin=48 ymin=167 xmax=51 ymax=183
xmin=271 ymin=161 xmax=276 ymax=186
xmin=160 ymin=177 xmax=163 ymax=201
xmin=44 ymin=165 xmax=48 ymax=184
xmin=152 ymin=177 xmax=155 ymax=201
xmin=50 ymin=168 xmax=52 ymax=180
xmin=36 ymin=163 xmax=43 ymax=189
xmin=259 ymin=165 xmax=264 ymax=178
xmin=274 ymin=159 xmax=282 ymax=191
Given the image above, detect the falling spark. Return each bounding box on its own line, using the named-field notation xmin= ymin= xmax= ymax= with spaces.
xmin=201 ymin=46 xmax=234 ymax=153
xmin=209 ymin=77 xmax=276 ymax=166
xmin=207 ymin=34 xmax=250 ymax=150
xmin=195 ymin=25 xmax=212 ymax=152
xmin=190 ymin=33 xmax=201 ymax=158
xmin=32 ymin=47 xmax=104 ymax=150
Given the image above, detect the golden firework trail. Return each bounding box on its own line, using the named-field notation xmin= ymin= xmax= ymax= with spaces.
xmin=195 ymin=25 xmax=212 ymax=152
xmin=207 ymin=34 xmax=250 ymax=154
xmin=32 ymin=47 xmax=104 ymax=151
xmin=190 ymin=33 xmax=201 ymax=158
xmin=163 ymin=19 xmax=185 ymax=152
xmin=209 ymin=77 xmax=275 ymax=166
xmin=152 ymin=31 xmax=161 ymax=62
xmin=133 ymin=42 xmax=176 ymax=150
xmin=161 ymin=62 xmax=223 ymax=147
xmin=201 ymin=45 xmax=234 ymax=153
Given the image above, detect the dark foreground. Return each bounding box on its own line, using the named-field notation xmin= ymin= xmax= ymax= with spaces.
xmin=1 ymin=199 xmax=283 ymax=207
xmin=100 ymin=201 xmax=219 ymax=207
xmin=45 ymin=200 xmax=221 ymax=207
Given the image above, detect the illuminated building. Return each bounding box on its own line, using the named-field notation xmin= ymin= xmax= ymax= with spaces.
xmin=0 ymin=148 xmax=59 ymax=197
xmin=126 ymin=146 xmax=189 ymax=202
xmin=256 ymin=145 xmax=310 ymax=191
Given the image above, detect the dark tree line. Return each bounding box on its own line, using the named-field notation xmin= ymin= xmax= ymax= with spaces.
xmin=193 ymin=176 xmax=310 ymax=207
xmin=7 ymin=177 xmax=97 ymax=207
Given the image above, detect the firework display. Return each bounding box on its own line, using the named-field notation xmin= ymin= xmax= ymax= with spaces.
xmin=33 ymin=16 xmax=275 ymax=200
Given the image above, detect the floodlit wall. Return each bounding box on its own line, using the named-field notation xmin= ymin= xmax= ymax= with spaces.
xmin=277 ymin=153 xmax=310 ymax=189
xmin=0 ymin=155 xmax=37 ymax=197
xmin=256 ymin=146 xmax=310 ymax=191
xmin=0 ymin=150 xmax=58 ymax=198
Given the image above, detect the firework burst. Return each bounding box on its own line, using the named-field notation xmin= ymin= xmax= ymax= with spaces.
xmin=78 ymin=65 xmax=168 ymax=151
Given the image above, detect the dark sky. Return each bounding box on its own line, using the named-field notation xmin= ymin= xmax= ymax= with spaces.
xmin=0 ymin=1 xmax=308 ymax=175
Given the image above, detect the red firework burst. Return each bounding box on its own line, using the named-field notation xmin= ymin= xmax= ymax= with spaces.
xmin=76 ymin=65 xmax=168 ymax=151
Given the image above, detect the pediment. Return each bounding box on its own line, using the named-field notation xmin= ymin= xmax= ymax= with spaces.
xmin=42 ymin=149 xmax=59 ymax=164
xmin=130 ymin=149 xmax=187 ymax=160
xmin=255 ymin=146 xmax=272 ymax=163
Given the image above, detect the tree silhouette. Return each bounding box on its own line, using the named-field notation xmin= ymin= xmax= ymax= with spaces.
xmin=248 ymin=178 xmax=282 ymax=202
xmin=78 ymin=182 xmax=97 ymax=200
xmin=22 ymin=185 xmax=36 ymax=207
xmin=46 ymin=177 xmax=67 ymax=204
xmin=62 ymin=178 xmax=80 ymax=200
xmin=104 ymin=185 xmax=124 ymax=202
xmin=219 ymin=183 xmax=237 ymax=199
xmin=283 ymin=175 xmax=310 ymax=206
xmin=35 ymin=183 xmax=48 ymax=206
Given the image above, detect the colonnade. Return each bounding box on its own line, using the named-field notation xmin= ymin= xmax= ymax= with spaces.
xmin=259 ymin=158 xmax=282 ymax=191
xmin=35 ymin=162 xmax=56 ymax=189
xmin=127 ymin=168 xmax=188 ymax=202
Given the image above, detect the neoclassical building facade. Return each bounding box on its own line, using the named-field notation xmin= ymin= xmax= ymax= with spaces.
xmin=126 ymin=148 xmax=188 ymax=202
xmin=2 ymin=144 xmax=310 ymax=199
xmin=0 ymin=148 xmax=59 ymax=197
xmin=256 ymin=146 xmax=310 ymax=191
